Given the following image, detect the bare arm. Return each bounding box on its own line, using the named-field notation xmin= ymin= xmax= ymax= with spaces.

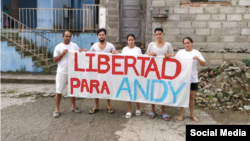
xmin=193 ymin=56 xmax=206 ymax=66
xmin=53 ymin=49 xmax=68 ymax=63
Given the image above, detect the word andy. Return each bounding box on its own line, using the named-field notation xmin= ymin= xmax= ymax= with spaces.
xmin=74 ymin=52 xmax=182 ymax=80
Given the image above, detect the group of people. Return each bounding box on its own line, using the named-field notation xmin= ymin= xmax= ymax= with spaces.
xmin=52 ymin=28 xmax=206 ymax=122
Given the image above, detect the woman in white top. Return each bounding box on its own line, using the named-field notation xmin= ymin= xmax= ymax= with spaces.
xmin=175 ymin=37 xmax=206 ymax=122
xmin=122 ymin=34 xmax=142 ymax=118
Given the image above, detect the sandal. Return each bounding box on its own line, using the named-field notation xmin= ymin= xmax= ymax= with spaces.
xmin=148 ymin=112 xmax=155 ymax=119
xmin=126 ymin=112 xmax=132 ymax=118
xmin=107 ymin=108 xmax=114 ymax=114
xmin=190 ymin=116 xmax=200 ymax=122
xmin=89 ymin=107 xmax=99 ymax=114
xmin=162 ymin=114 xmax=171 ymax=121
xmin=71 ymin=107 xmax=81 ymax=113
xmin=135 ymin=110 xmax=141 ymax=116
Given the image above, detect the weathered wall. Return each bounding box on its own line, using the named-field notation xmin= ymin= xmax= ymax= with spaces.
xmin=150 ymin=0 xmax=250 ymax=67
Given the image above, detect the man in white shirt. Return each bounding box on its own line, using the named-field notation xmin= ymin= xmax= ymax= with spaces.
xmin=146 ymin=28 xmax=174 ymax=121
xmin=89 ymin=28 xmax=118 ymax=114
xmin=53 ymin=31 xmax=87 ymax=118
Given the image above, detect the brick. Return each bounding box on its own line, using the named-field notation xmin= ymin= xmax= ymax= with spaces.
xmin=107 ymin=3 xmax=117 ymax=9
xmin=180 ymin=14 xmax=196 ymax=21
xmin=238 ymin=36 xmax=248 ymax=43
xmin=107 ymin=23 xmax=118 ymax=28
xmin=107 ymin=16 xmax=118 ymax=22
xmin=231 ymin=0 xmax=237 ymax=6
xmin=106 ymin=36 xmax=118 ymax=42
xmin=244 ymin=14 xmax=250 ymax=20
xmin=108 ymin=9 xmax=118 ymax=16
xmin=235 ymin=7 xmax=245 ymax=13
xmin=168 ymin=14 xmax=181 ymax=21
xmin=163 ymin=35 xmax=175 ymax=43
xmin=108 ymin=29 xmax=119 ymax=36
xmin=174 ymin=7 xmax=189 ymax=14
xmin=224 ymin=53 xmax=239 ymax=59
xmin=241 ymin=28 xmax=250 ymax=35
xmin=196 ymin=14 xmax=210 ymax=20
xmin=222 ymin=22 xmax=238 ymax=28
xmin=204 ymin=7 xmax=219 ymax=14
xmin=226 ymin=28 xmax=241 ymax=35
xmin=211 ymin=29 xmax=226 ymax=35
xmin=208 ymin=53 xmax=223 ymax=59
xmin=238 ymin=22 xmax=248 ymax=28
xmin=206 ymin=35 xmax=220 ymax=42
xmin=190 ymin=35 xmax=206 ymax=42
xmin=174 ymin=35 xmax=186 ymax=42
xmin=166 ymin=0 xmax=180 ymax=7
xmin=180 ymin=28 xmax=195 ymax=34
xmin=164 ymin=28 xmax=180 ymax=35
xmin=177 ymin=21 xmax=192 ymax=28
xmin=209 ymin=59 xmax=223 ymax=66
xmin=169 ymin=7 xmax=174 ymax=14
xmin=189 ymin=7 xmax=203 ymax=14
xmin=192 ymin=21 xmax=206 ymax=28
xmin=211 ymin=14 xmax=226 ymax=21
xmin=221 ymin=36 xmax=236 ymax=43
xmin=249 ymin=22 xmax=250 ymax=27
xmin=195 ymin=29 xmax=210 ymax=35
xmin=152 ymin=22 xmax=162 ymax=28
xmin=219 ymin=7 xmax=235 ymax=14
xmin=152 ymin=1 xmax=165 ymax=7
xmin=162 ymin=21 xmax=176 ymax=28
xmin=208 ymin=22 xmax=221 ymax=28
xmin=227 ymin=14 xmax=242 ymax=21
xmin=238 ymin=0 xmax=250 ymax=6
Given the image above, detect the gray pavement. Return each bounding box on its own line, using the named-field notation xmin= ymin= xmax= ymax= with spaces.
xmin=1 ymin=83 xmax=250 ymax=141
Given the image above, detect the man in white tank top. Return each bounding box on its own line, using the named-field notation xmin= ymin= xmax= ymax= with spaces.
xmin=89 ymin=28 xmax=118 ymax=114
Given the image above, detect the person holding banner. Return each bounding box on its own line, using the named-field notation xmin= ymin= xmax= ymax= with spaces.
xmin=53 ymin=31 xmax=87 ymax=118
xmin=146 ymin=28 xmax=174 ymax=121
xmin=121 ymin=34 xmax=143 ymax=118
xmin=176 ymin=37 xmax=206 ymax=122
xmin=89 ymin=28 xmax=118 ymax=114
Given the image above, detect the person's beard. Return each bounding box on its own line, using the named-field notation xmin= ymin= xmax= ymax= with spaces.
xmin=99 ymin=39 xmax=105 ymax=43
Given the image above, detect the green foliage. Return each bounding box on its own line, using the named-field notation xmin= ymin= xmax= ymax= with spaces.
xmin=242 ymin=59 xmax=250 ymax=66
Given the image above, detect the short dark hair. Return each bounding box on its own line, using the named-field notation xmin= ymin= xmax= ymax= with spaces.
xmin=183 ymin=37 xmax=193 ymax=44
xmin=63 ymin=31 xmax=71 ymax=36
xmin=97 ymin=28 xmax=106 ymax=35
xmin=154 ymin=28 xmax=164 ymax=33
xmin=127 ymin=34 xmax=136 ymax=40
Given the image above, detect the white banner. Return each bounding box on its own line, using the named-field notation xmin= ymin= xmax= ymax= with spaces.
xmin=68 ymin=51 xmax=193 ymax=107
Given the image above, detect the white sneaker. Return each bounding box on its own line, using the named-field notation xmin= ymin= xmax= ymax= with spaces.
xmin=53 ymin=112 xmax=60 ymax=118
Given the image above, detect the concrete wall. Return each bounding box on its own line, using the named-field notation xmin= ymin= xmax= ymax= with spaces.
xmin=149 ymin=0 xmax=250 ymax=67
xmin=1 ymin=42 xmax=43 ymax=73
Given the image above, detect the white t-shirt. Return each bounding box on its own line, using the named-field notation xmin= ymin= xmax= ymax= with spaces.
xmin=90 ymin=42 xmax=116 ymax=53
xmin=121 ymin=46 xmax=142 ymax=55
xmin=53 ymin=42 xmax=79 ymax=74
xmin=175 ymin=49 xmax=206 ymax=83
xmin=146 ymin=42 xmax=174 ymax=56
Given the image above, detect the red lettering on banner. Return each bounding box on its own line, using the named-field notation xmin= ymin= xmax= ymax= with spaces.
xmin=112 ymin=56 xmax=124 ymax=75
xmin=124 ymin=56 xmax=139 ymax=76
xmin=80 ymin=79 xmax=89 ymax=92
xmin=86 ymin=53 xmax=97 ymax=72
xmin=90 ymin=80 xmax=100 ymax=93
xmin=71 ymin=78 xmax=80 ymax=94
xmin=98 ymin=55 xmax=110 ymax=74
xmin=75 ymin=53 xmax=85 ymax=72
xmin=137 ymin=57 xmax=150 ymax=76
xmin=161 ymin=58 xmax=182 ymax=80
xmin=144 ymin=58 xmax=161 ymax=80
xmin=101 ymin=81 xmax=110 ymax=94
